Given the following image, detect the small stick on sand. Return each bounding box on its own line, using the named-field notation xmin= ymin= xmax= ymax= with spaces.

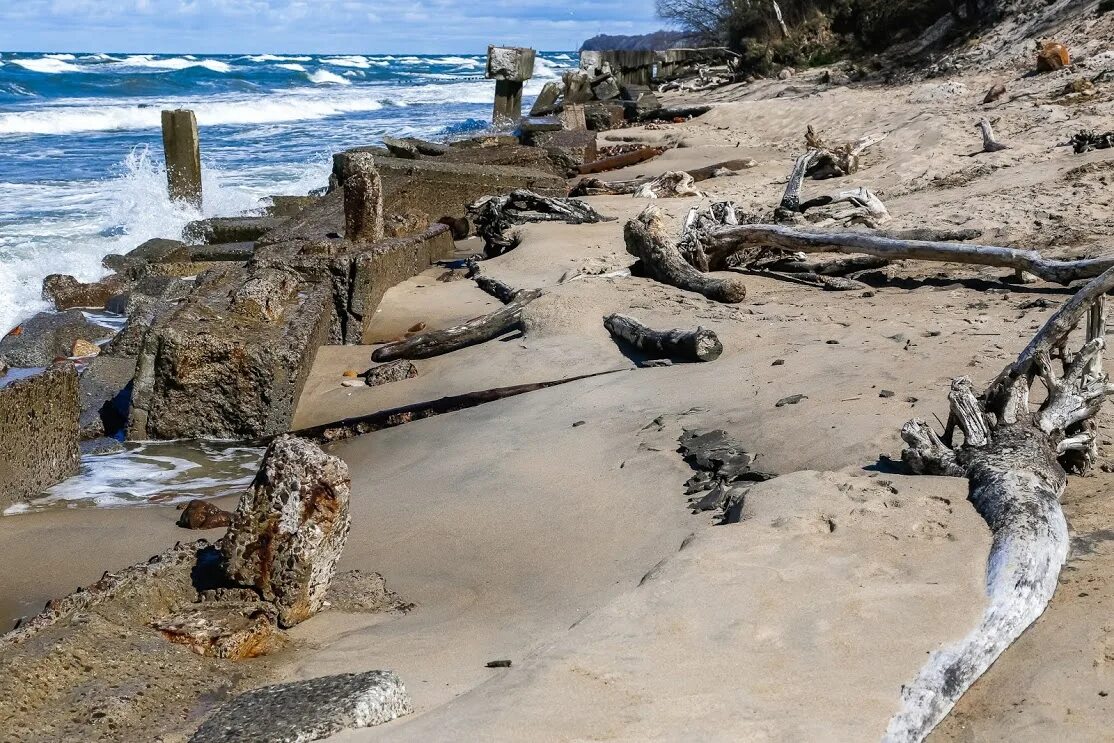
xmin=976 ymin=118 xmax=1010 ymax=153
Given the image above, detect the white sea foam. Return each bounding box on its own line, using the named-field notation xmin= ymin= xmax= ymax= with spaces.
xmin=6 ymin=440 xmax=264 ymax=512
xmin=308 ymin=69 xmax=351 ymax=85
xmin=0 ymin=146 xmax=321 ymax=335
xmin=323 ymin=55 xmax=371 ymax=68
xmin=11 ymin=58 xmax=85 ymax=74
xmin=433 ymin=56 xmax=481 ymax=66
xmin=44 ymin=53 xmax=77 ymax=60
xmin=277 ymin=63 xmax=307 ymax=72
xmin=116 ymin=55 xmax=232 ymax=72
xmin=246 ymin=54 xmax=311 ymax=62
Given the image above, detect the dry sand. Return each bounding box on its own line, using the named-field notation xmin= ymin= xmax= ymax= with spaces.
xmin=3 ymin=14 xmax=1114 ymax=739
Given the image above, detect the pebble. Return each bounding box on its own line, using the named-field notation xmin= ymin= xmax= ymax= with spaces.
xmin=485 ymin=660 xmax=512 ymax=668
xmin=342 ymin=370 xmax=359 ymax=378
xmin=879 ymin=390 xmax=895 ymax=398
xmin=771 ymin=359 xmax=785 ymax=366
xmin=341 ymin=380 xmax=364 ymax=388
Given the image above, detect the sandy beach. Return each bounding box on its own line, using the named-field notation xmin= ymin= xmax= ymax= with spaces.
xmin=3 ymin=5 xmax=1114 ymax=740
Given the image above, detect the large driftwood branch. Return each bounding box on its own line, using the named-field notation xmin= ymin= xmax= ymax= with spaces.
xmin=699 ymin=223 xmax=1114 ymax=284
xmin=469 ymin=190 xmax=612 ymax=257
xmin=886 ymin=266 xmax=1114 ymax=742
xmin=603 ymin=313 xmax=723 ymax=362
xmin=625 ymin=206 xmax=747 ymax=304
xmin=372 ymin=289 xmax=543 ymax=361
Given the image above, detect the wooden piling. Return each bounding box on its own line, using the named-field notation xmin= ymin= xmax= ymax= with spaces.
xmin=486 ymin=46 xmax=535 ymax=129
xmin=160 ymin=109 xmax=202 ymax=208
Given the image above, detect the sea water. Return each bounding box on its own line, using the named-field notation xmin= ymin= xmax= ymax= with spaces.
xmin=0 ymin=50 xmax=572 ymax=510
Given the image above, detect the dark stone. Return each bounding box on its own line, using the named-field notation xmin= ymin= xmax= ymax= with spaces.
xmin=485 ymin=660 xmax=512 ymax=668
xmin=177 ymin=499 xmax=233 ymax=530
xmin=188 ymin=670 xmax=412 ymax=743
xmin=0 ymin=365 xmax=80 ymax=508
xmin=78 ymin=355 xmax=136 ymax=439
xmin=879 ymin=389 xmax=895 ymax=398
xmin=184 ymin=216 xmax=285 ymax=245
xmin=127 ymin=237 xmax=192 ymax=264
xmin=0 ymin=310 xmax=114 ymax=367
xmin=363 ymin=360 xmax=418 ymax=386
xmin=42 ymin=274 xmax=132 ymax=311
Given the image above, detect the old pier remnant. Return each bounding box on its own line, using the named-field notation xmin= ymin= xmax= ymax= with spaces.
xmin=0 ymin=364 xmax=81 ymax=508
xmin=161 ymin=109 xmax=203 ymax=208
xmin=486 ymin=45 xmax=536 ymax=128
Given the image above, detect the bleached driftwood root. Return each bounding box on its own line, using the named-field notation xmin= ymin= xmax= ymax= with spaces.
xmin=632 ymin=171 xmax=702 ymax=199
xmin=977 ymin=118 xmax=1010 ymax=153
xmin=885 ymin=267 xmax=1114 ymax=742
xmin=626 ymin=206 xmax=747 ymax=304
xmin=697 ymin=223 xmax=1114 ymax=283
xmin=372 ymin=288 xmax=543 ymax=361
xmin=804 ymin=126 xmax=888 ymax=179
xmin=603 ymin=313 xmax=723 ymax=362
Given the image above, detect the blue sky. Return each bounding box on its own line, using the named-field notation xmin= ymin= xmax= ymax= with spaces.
xmin=0 ymin=0 xmax=665 ymax=54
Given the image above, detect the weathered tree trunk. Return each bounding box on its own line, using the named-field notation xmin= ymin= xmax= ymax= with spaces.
xmin=577 ymin=147 xmax=663 ymax=175
xmin=603 ymin=313 xmax=723 ymax=362
xmin=371 ymin=289 xmax=543 ymax=362
xmin=699 ymin=223 xmax=1114 ymax=283
xmin=626 ymin=207 xmax=747 ymax=303
xmin=886 ymin=266 xmax=1114 ymax=742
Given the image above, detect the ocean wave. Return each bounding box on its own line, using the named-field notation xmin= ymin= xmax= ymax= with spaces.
xmin=246 ymin=54 xmax=311 ymax=62
xmin=433 ymin=56 xmax=481 ymax=66
xmin=308 ymin=70 xmax=350 ymax=85
xmin=277 ymin=63 xmax=307 ymax=72
xmin=323 ymin=55 xmax=371 ymax=68
xmin=116 ymin=55 xmax=232 ymax=72
xmin=44 ymin=53 xmax=77 ymax=61
xmin=11 ymin=58 xmax=86 ymax=74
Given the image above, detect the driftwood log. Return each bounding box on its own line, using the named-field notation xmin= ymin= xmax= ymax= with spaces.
xmin=603 ymin=313 xmax=723 ymax=362
xmin=372 ymin=289 xmax=543 ymax=362
xmin=571 ymin=159 xmax=751 ymax=198
xmin=473 ymin=274 xmax=522 ymax=304
xmin=626 ymin=207 xmax=747 ymax=304
xmin=697 ymin=224 xmax=1114 ymax=283
xmin=884 ymin=267 xmax=1114 ymax=742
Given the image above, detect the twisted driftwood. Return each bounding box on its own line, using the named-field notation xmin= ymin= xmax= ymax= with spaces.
xmin=372 ymin=289 xmax=543 ymax=361
xmin=885 ymin=269 xmax=1114 ymax=742
xmin=697 ymin=224 xmax=1114 ymax=284
xmin=469 ymin=190 xmax=611 ymax=257
xmin=626 ymin=207 xmax=747 ymax=304
xmin=603 ymin=313 xmax=723 ymax=362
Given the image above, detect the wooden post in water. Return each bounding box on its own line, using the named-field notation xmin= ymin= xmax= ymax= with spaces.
xmin=486 ymin=46 xmax=535 ymax=129
xmin=160 ymin=109 xmax=202 ymax=208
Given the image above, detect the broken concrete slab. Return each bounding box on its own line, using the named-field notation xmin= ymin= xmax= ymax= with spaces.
xmin=0 ymin=310 xmax=113 ymax=367
xmin=189 ymin=670 xmax=412 ymax=743
xmin=222 ymin=435 xmax=351 ymax=628
xmin=347 ymin=225 xmax=454 ymax=343
xmin=152 ymin=602 xmax=280 ymax=659
xmin=126 ymin=266 xmax=334 ymax=440
xmin=42 ymin=273 xmax=132 ymax=311
xmin=184 ymin=216 xmax=285 ymax=245
xmin=0 ymin=364 xmax=80 ymax=508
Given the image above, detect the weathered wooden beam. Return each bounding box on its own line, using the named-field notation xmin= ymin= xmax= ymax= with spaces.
xmin=161 ymin=109 xmax=202 ymax=208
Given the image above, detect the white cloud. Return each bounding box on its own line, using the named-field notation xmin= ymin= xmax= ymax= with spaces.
xmin=0 ymin=0 xmax=665 ymax=53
